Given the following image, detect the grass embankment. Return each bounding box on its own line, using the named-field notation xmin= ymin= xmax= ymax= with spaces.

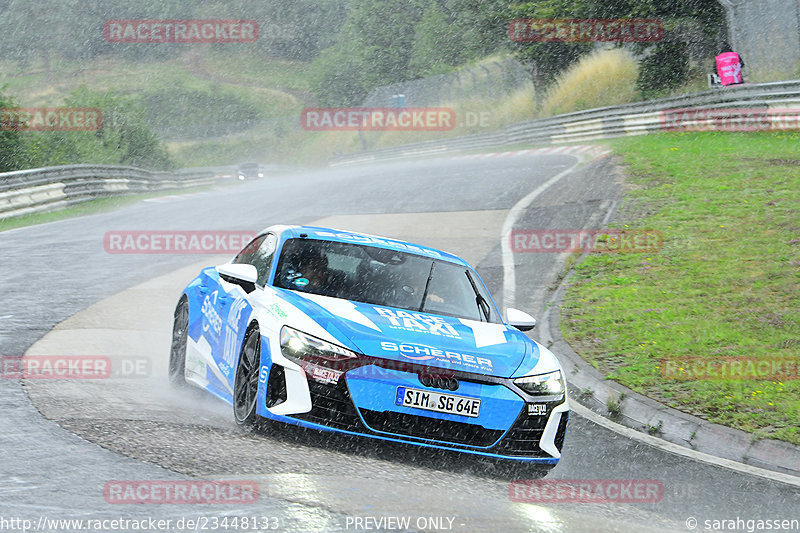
xmin=561 ymin=132 xmax=800 ymax=444
xmin=0 ymin=52 xmax=309 ymax=167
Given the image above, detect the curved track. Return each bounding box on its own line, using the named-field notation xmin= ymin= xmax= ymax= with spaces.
xmin=1 ymin=154 xmax=797 ymax=532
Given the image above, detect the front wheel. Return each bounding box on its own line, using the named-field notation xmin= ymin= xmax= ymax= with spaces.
xmin=233 ymin=326 xmax=261 ymax=427
xmin=168 ymin=298 xmax=189 ymax=385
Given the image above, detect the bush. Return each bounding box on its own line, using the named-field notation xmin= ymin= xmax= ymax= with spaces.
xmin=636 ymin=41 xmax=690 ymax=98
xmin=14 ymin=87 xmax=175 ymax=171
xmin=140 ymin=86 xmax=263 ymax=139
xmin=540 ymin=48 xmax=639 ymax=117
xmin=0 ymin=90 xmax=26 ymax=172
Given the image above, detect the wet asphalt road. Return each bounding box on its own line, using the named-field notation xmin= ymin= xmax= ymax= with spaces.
xmin=0 ymin=154 xmax=797 ymax=532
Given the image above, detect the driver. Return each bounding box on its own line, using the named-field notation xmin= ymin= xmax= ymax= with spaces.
xmin=287 ymin=246 xmax=330 ymax=293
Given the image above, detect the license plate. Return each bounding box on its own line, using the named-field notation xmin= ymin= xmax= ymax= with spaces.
xmin=395 ymin=386 xmax=481 ymax=418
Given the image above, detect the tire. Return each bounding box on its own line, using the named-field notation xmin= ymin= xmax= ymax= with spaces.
xmin=233 ymin=326 xmax=261 ymax=427
xmin=169 ymin=297 xmax=189 ymax=385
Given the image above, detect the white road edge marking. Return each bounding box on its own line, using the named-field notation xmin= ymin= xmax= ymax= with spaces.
xmin=500 ymin=149 xmax=800 ymax=488
xmin=500 ymin=156 xmax=582 ymax=309
xmin=572 ymin=402 xmax=800 ymax=488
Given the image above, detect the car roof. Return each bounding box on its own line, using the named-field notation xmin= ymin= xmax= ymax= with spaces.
xmin=259 ymin=224 xmax=469 ymax=266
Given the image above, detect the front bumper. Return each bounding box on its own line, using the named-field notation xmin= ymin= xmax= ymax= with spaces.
xmin=265 ymin=357 xmax=568 ymax=461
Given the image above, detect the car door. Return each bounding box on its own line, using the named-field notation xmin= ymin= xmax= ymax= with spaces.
xmin=215 ymin=233 xmax=278 ymax=392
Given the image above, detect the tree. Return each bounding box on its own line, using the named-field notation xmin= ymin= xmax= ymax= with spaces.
xmin=443 ymin=0 xmax=510 ymax=60
xmin=0 ymin=89 xmax=26 ymax=172
xmin=410 ymin=1 xmax=462 ymax=76
xmin=508 ymin=0 xmax=594 ymax=89
xmin=509 ymin=0 xmax=726 ymax=93
xmin=311 ymin=0 xmax=427 ymax=104
xmin=21 ymin=87 xmax=175 ymax=170
xmin=310 ymin=41 xmax=370 ymax=106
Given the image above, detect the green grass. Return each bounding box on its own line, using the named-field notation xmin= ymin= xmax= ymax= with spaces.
xmin=202 ymin=48 xmax=314 ymax=95
xmin=560 ymin=131 xmax=800 ymax=444
xmin=0 ymin=186 xmax=212 ymax=233
xmin=2 ymin=51 xmax=308 ymax=167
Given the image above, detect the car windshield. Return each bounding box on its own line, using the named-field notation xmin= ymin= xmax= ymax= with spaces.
xmin=273 ymin=238 xmax=498 ymax=323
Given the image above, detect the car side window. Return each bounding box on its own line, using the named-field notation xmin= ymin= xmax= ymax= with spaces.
xmin=234 ymin=233 xmax=278 ymax=286
xmin=234 ymin=234 xmax=267 ymax=265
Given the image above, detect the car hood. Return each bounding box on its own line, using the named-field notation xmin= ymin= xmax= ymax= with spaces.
xmin=274 ymin=290 xmax=535 ymax=378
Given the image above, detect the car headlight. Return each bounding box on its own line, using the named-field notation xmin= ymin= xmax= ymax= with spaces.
xmin=279 ymin=326 xmax=360 ymax=372
xmin=514 ymin=370 xmax=565 ymax=396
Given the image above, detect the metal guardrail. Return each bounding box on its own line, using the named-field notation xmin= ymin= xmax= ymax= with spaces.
xmin=3 ymin=80 xmax=799 ymax=218
xmin=0 ymin=164 xmax=237 ymax=219
xmin=330 ymin=79 xmax=800 ymax=166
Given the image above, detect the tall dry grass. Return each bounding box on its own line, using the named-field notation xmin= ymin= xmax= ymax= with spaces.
xmin=540 ymin=48 xmax=639 ymax=117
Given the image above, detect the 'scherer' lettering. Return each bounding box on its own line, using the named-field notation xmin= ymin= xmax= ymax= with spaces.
xmin=379 ymin=340 xmax=493 ymax=370
xmin=313 ymin=231 xmax=442 ymax=258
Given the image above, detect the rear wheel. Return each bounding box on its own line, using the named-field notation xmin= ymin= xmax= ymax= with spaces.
xmin=168 ymin=298 xmax=189 ymax=385
xmin=233 ymin=326 xmax=261 ymax=427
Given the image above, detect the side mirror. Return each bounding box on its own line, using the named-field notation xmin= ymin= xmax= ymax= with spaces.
xmin=507 ymin=308 xmax=536 ymax=331
xmin=217 ymin=263 xmax=258 ymax=284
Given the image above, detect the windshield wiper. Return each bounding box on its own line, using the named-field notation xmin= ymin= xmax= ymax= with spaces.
xmin=418 ymin=261 xmax=436 ymax=312
xmin=466 ymin=271 xmax=491 ymax=322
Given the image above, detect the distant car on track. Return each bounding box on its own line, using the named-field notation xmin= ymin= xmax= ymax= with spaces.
xmin=169 ymin=225 xmax=569 ymax=467
xmin=236 ymin=162 xmax=263 ymax=180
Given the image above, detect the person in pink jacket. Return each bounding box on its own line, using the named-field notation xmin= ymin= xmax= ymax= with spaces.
xmin=715 ymin=43 xmax=744 ymax=86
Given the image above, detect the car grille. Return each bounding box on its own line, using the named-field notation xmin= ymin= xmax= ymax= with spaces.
xmin=290 ymin=379 xmax=362 ymax=432
xmin=358 ymin=408 xmax=506 ymax=447
xmin=289 ymin=363 xmax=569 ymax=458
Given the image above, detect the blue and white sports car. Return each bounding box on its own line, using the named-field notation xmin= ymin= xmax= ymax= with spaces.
xmin=170 ymin=225 xmax=569 ymax=465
